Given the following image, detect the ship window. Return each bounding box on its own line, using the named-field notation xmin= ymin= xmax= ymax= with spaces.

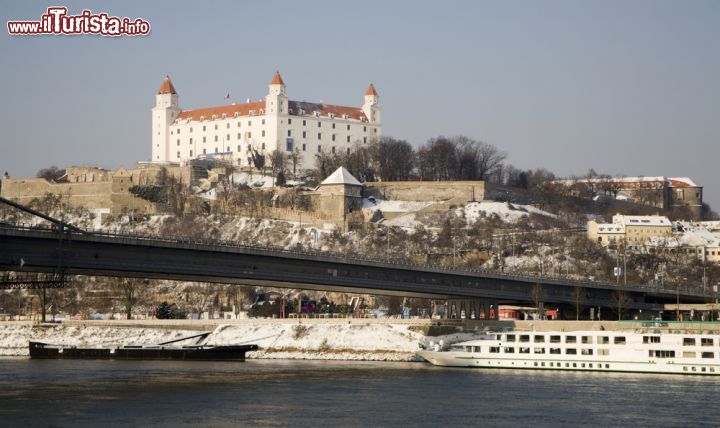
xmin=702 ymin=367 xmax=707 ymax=372
xmin=581 ymin=363 xmax=586 ymax=368
xmin=702 ymin=352 xmax=714 ymax=359
xmin=565 ymin=336 xmax=577 ymax=343
xmin=701 ymin=338 xmax=714 ymax=346
xmin=572 ymin=363 xmax=577 ymax=368
xmin=490 ymin=347 xmax=500 ymax=353
xmin=541 ymin=362 xmax=545 ymax=367
xmin=598 ymin=349 xmax=609 ymax=356
xmin=534 ymin=362 xmax=538 ymax=367
xmin=504 ymin=347 xmax=515 ymax=353
xmin=581 ymin=349 xmax=594 ymax=356
xmin=534 ymin=348 xmax=545 ymax=354
xmin=464 ymin=346 xmax=472 ymax=352
xmin=550 ymin=348 xmax=561 ymax=355
xmin=614 ymin=336 xmax=626 ymax=345
xmin=472 ymin=346 xmax=481 ymax=353
xmin=683 ymin=351 xmax=696 ymax=358
xmin=650 ymin=350 xmax=675 ymax=358
xmin=605 ymin=364 xmax=610 ymax=369
xmin=683 ymin=338 xmax=696 ymax=346
xmin=598 ymin=336 xmax=609 ymax=344
xmin=565 ymin=363 xmax=570 ymax=368
xmin=711 ymin=368 xmax=716 ymax=373
xmin=589 ymin=364 xmax=593 ymax=368
xmin=519 ymin=347 xmax=530 ymax=354
xmin=550 ymin=335 xmax=561 ymax=343
xmin=534 ymin=336 xmax=545 ymax=343
xmin=505 ymin=334 xmax=516 ymax=342
xmin=519 ymin=335 xmax=530 ymax=343
xmin=566 ymin=348 xmax=577 ymax=355
xmin=643 ymin=336 xmax=661 ymax=344
xmin=581 ymin=336 xmax=592 ymax=344
xmin=692 ymin=367 xmax=697 ymax=372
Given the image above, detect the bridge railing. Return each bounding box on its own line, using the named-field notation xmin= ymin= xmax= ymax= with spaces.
xmin=0 ymin=223 xmax=708 ymax=298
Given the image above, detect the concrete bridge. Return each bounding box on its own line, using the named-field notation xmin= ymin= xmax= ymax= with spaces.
xmin=0 ymin=225 xmax=708 ymax=313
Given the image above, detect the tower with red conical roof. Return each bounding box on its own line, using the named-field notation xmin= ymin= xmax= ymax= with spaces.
xmin=362 ymin=83 xmax=381 ymax=125
xmin=152 ymin=75 xmax=181 ymax=163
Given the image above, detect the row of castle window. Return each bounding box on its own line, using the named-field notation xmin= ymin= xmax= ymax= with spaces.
xmin=176 ymin=133 xmax=368 ymax=146
xmin=171 ymin=121 xmax=369 ymax=133
xmin=176 ymin=144 xmax=350 ymax=159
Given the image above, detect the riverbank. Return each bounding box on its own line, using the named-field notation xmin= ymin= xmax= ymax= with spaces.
xmin=4 ymin=319 xmax=718 ymax=361
xmin=0 ymin=319 xmax=470 ymax=361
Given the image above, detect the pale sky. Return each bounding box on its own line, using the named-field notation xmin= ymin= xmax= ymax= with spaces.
xmin=1 ymin=1 xmax=718 ymax=207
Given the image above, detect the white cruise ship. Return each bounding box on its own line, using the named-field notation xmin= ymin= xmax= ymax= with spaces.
xmin=418 ymin=328 xmax=720 ymax=375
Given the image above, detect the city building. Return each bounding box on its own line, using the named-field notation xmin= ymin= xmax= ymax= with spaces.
xmin=151 ymin=72 xmax=381 ymax=171
xmin=554 ymin=176 xmax=703 ymax=219
xmin=587 ymin=214 xmax=673 ymax=249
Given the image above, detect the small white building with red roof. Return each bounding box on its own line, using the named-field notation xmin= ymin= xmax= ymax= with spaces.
xmin=151 ymin=72 xmax=381 ymax=171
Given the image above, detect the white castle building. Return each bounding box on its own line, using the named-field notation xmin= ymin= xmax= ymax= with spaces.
xmin=151 ymin=72 xmax=381 ymax=171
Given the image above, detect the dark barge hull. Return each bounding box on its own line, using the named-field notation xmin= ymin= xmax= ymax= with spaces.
xmin=29 ymin=341 xmax=258 ymax=361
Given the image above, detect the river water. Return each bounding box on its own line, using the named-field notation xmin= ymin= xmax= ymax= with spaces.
xmin=0 ymin=358 xmax=718 ymax=427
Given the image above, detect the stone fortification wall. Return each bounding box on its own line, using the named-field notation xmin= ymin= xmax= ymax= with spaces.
xmin=364 ymin=181 xmax=484 ymax=203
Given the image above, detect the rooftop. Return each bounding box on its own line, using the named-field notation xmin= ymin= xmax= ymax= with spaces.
xmin=320 ymin=167 xmax=363 ymax=187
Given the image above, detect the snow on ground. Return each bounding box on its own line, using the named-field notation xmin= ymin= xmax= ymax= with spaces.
xmin=464 ymin=202 xmax=556 ymax=224
xmin=362 ymin=198 xmax=434 ymax=213
xmin=384 ymin=213 xmax=423 ymax=229
xmin=232 ymin=172 xmax=275 ymax=188
xmin=0 ymin=322 xmax=479 ymax=361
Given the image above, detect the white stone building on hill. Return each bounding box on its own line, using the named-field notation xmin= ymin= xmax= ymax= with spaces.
xmin=151 ymin=72 xmax=381 ymax=171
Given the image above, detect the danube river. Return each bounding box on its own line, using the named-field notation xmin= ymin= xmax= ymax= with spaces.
xmin=0 ymin=359 xmax=718 ymax=427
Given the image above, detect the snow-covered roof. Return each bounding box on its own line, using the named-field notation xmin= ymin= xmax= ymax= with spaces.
xmin=668 ymin=177 xmax=699 ymax=188
xmin=320 ymin=167 xmax=362 ymax=186
xmin=596 ymin=223 xmax=625 ymax=234
xmin=612 ymin=214 xmax=671 ymax=227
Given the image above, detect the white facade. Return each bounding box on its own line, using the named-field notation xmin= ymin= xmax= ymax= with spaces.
xmin=151 ymin=72 xmax=381 ymax=171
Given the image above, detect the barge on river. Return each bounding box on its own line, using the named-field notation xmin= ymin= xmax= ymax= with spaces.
xmin=29 ymin=331 xmax=258 ymax=361
xmin=418 ymin=325 xmax=720 ymax=375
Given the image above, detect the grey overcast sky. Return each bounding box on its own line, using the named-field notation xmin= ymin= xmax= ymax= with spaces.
xmin=1 ymin=1 xmax=718 ymax=206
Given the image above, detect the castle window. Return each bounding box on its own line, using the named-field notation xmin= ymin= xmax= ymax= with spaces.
xmin=215 ymin=136 xmax=218 ymax=142
xmin=288 ymin=118 xmax=292 ymax=125
xmin=238 ymin=145 xmax=241 ymax=152
xmin=190 ymin=150 xmax=193 ymax=156
xmin=332 ymin=123 xmax=336 ymax=129
xmin=177 ymin=129 xmax=181 ymax=134
xmin=303 ymin=120 xmax=306 ymax=126
xmin=189 ymin=138 xmax=192 ymax=144
xmin=363 ymin=126 xmax=367 ymax=132
xmin=346 ymin=148 xmax=350 ymax=155
xmin=203 ymin=126 xmax=206 ymax=131
xmin=262 ymin=130 xmax=266 ymax=137
xmin=177 ymin=139 xmax=180 ymax=146
xmin=203 ymin=148 xmax=206 ymax=154
xmin=190 ymin=127 xmax=193 ymax=133
xmin=302 ymin=131 xmax=307 ymax=138
xmin=347 ymin=125 xmax=350 ymax=131
xmin=302 ymin=144 xmax=306 ymax=152
xmin=261 ymin=143 xmax=265 ymax=150
xmin=374 ymin=128 xmax=378 ymax=133
xmin=177 ymin=151 xmax=180 ymax=158
xmin=238 ymin=122 xmax=241 ymax=127
xmin=203 ymin=137 xmax=206 ymax=143
xmin=287 ymin=130 xmax=292 ymax=137
xmin=332 ymin=134 xmax=336 ymax=142
xmin=248 ymin=132 xmax=252 ymax=138
xmin=317 ymin=145 xmax=321 ymax=153
xmin=227 ymin=134 xmax=230 ymax=141
xmin=347 ymin=136 xmax=350 ymax=143
xmin=227 ymin=146 xmax=230 ymax=152
xmin=248 ymin=120 xmax=252 ymax=126
xmin=318 ymin=121 xmax=321 ymax=127
xmin=226 ymin=123 xmax=230 ymax=128
xmin=363 ymin=137 xmax=367 ymax=143
xmin=262 ymin=119 xmax=265 ymax=125
xmin=331 ymin=146 xmax=336 ymax=154
xmin=318 ymin=133 xmax=322 ymax=140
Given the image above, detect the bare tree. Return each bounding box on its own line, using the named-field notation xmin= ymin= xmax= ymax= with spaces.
xmin=36 ymin=166 xmax=66 ymax=182
xmin=185 ymin=283 xmax=218 ymax=318
xmin=572 ymin=286 xmax=586 ymax=320
xmin=289 ymin=147 xmax=303 ymax=180
xmin=377 ymin=137 xmax=414 ymax=181
xmin=113 ymin=278 xmax=147 ymax=320
xmin=613 ymin=290 xmax=630 ymax=320
xmin=531 ymin=282 xmax=545 ymax=320
xmin=250 ymin=149 xmax=266 ymax=177
xmin=269 ymin=149 xmax=288 ymax=183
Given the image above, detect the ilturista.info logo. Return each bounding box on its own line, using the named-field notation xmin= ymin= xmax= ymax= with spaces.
xmin=7 ymin=7 xmax=151 ymax=36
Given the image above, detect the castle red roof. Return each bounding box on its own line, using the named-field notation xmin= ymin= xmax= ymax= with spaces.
xmin=365 ymin=83 xmax=378 ymax=96
xmin=176 ymin=100 xmax=267 ymax=122
xmin=288 ymin=101 xmax=367 ymax=121
xmin=158 ymin=76 xmax=176 ymax=94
